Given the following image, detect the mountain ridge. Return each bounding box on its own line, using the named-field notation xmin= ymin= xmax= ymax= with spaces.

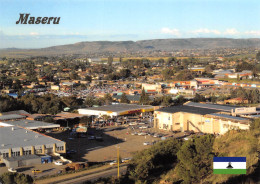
xmin=1 ymin=38 xmax=260 ymax=57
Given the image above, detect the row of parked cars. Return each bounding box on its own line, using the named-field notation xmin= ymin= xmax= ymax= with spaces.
xmin=7 ymin=161 xmax=64 ymax=174
xmin=130 ymin=131 xmax=167 ymax=138
xmin=109 ymin=157 xmax=132 ymax=165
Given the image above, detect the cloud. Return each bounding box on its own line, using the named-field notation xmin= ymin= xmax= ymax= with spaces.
xmin=224 ymin=28 xmax=239 ymax=35
xmin=244 ymin=30 xmax=260 ymax=36
xmin=30 ymin=32 xmax=39 ymax=36
xmin=161 ymin=28 xmax=181 ymax=36
xmin=191 ymin=28 xmax=221 ymax=35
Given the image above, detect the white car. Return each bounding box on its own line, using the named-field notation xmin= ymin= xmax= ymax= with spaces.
xmin=138 ymin=132 xmax=147 ymax=136
xmin=122 ymin=158 xmax=132 ymax=163
xmin=129 ymin=122 xmax=137 ymax=126
xmin=8 ymin=168 xmax=17 ymax=173
xmin=54 ymin=161 xmax=63 ymax=166
xmin=109 ymin=160 xmax=117 ymax=165
xmin=143 ymin=142 xmax=150 ymax=145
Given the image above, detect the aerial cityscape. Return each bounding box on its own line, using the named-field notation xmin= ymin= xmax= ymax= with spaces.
xmin=0 ymin=0 xmax=260 ymax=184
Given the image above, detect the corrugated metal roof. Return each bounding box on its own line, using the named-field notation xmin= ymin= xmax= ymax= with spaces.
xmin=156 ymin=105 xmax=220 ymax=115
xmin=0 ymin=114 xmax=26 ymax=121
xmin=2 ymin=120 xmax=60 ymax=129
xmin=209 ymin=113 xmax=249 ymax=121
xmin=79 ymin=104 xmax=153 ymax=113
xmin=184 ymin=102 xmax=238 ymax=112
xmin=0 ymin=126 xmax=64 ymax=151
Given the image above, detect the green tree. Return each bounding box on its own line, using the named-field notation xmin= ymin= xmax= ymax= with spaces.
xmin=162 ymin=68 xmax=174 ymax=80
xmin=250 ymin=118 xmax=260 ymax=131
xmin=139 ymin=88 xmax=150 ymax=105
xmin=23 ymin=61 xmax=37 ymax=81
xmin=119 ymin=69 xmax=131 ymax=78
xmin=175 ymin=70 xmax=194 ymax=81
xmin=176 ymin=135 xmax=215 ymax=183
xmin=108 ymin=56 xmax=113 ymax=66
xmin=0 ymin=173 xmax=33 ymax=184
xmin=69 ymin=71 xmax=79 ymax=80
xmin=166 ymin=57 xmax=176 ymax=66
xmin=256 ymin=51 xmax=260 ymax=62
xmin=85 ymin=96 xmax=95 ymax=107
xmin=161 ymin=96 xmax=173 ymax=106
xmin=120 ymin=93 xmax=130 ymax=103
xmin=193 ymin=94 xmax=206 ymax=102
xmin=128 ymin=139 xmax=182 ymax=182
xmin=235 ymin=61 xmax=253 ymax=72
xmin=84 ymin=75 xmax=92 ymax=82
xmin=104 ymin=93 xmax=113 ymax=105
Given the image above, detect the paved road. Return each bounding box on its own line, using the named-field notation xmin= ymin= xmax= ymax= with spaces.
xmin=50 ymin=165 xmax=127 ymax=184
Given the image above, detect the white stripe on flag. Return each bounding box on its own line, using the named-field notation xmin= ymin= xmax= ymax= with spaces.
xmin=213 ymin=162 xmax=246 ymax=169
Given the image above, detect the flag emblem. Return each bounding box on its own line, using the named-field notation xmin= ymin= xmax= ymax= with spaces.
xmin=213 ymin=157 xmax=246 ymax=174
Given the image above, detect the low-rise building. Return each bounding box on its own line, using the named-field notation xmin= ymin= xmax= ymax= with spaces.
xmin=154 ymin=102 xmax=251 ymax=135
xmin=78 ymin=104 xmax=154 ymax=117
xmin=0 ymin=126 xmax=66 ymax=168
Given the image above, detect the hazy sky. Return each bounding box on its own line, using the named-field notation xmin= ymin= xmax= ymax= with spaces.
xmin=1 ymin=0 xmax=260 ymax=48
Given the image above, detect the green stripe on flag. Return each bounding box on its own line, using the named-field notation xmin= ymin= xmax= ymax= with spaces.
xmin=213 ymin=169 xmax=246 ymax=174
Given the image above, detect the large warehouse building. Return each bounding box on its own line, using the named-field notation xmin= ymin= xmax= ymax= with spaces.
xmin=78 ymin=104 xmax=154 ymax=117
xmin=154 ymin=102 xmax=254 ymax=135
xmin=0 ymin=126 xmax=66 ymax=168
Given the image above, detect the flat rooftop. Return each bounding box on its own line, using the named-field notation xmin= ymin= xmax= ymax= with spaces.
xmin=54 ymin=112 xmax=85 ymax=120
xmin=184 ymin=102 xmax=238 ymax=112
xmin=208 ymin=113 xmax=250 ymax=122
xmin=4 ymin=154 xmax=40 ymax=162
xmin=79 ymin=104 xmax=153 ymax=112
xmin=156 ymin=105 xmax=220 ymax=115
xmin=0 ymin=120 xmax=60 ymax=129
xmin=0 ymin=114 xmax=26 ymax=121
xmin=0 ymin=126 xmax=64 ymax=152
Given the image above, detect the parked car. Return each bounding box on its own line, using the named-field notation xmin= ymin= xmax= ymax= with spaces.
xmin=122 ymin=158 xmax=132 ymax=163
xmin=131 ymin=132 xmax=138 ymax=135
xmin=138 ymin=132 xmax=147 ymax=136
xmin=143 ymin=142 xmax=151 ymax=145
xmin=54 ymin=161 xmax=63 ymax=166
xmin=88 ymin=136 xmax=95 ymax=140
xmin=139 ymin=126 xmax=148 ymax=129
xmin=8 ymin=168 xmax=17 ymax=173
xmin=153 ymin=134 xmax=162 ymax=138
xmin=32 ymin=169 xmax=42 ymax=174
xmin=109 ymin=160 xmax=117 ymax=166
xmin=67 ymin=150 xmax=77 ymax=154
xmin=129 ymin=122 xmax=137 ymax=126
xmin=95 ymin=136 xmax=103 ymax=141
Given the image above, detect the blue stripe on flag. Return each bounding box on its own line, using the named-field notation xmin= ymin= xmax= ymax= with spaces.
xmin=213 ymin=157 xmax=246 ymax=162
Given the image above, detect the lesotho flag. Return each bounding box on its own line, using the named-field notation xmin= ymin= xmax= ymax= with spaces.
xmin=213 ymin=157 xmax=246 ymax=174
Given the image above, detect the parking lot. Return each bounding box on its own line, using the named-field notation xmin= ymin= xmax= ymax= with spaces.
xmin=0 ymin=116 xmax=189 ymax=178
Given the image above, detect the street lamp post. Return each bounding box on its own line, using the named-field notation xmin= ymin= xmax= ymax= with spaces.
xmin=116 ymin=146 xmax=120 ymax=179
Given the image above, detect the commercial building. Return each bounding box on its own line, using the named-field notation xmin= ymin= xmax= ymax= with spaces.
xmin=0 ymin=114 xmax=26 ymax=122
xmin=0 ymin=126 xmax=66 ymax=168
xmin=0 ymin=120 xmax=60 ymax=130
xmin=154 ymin=102 xmax=252 ymax=135
xmin=78 ymin=104 xmax=154 ymax=117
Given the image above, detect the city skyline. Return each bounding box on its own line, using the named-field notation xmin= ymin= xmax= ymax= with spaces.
xmin=1 ymin=0 xmax=260 ymax=48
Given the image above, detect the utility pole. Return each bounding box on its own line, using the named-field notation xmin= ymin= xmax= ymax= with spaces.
xmin=117 ymin=146 xmax=120 ymax=179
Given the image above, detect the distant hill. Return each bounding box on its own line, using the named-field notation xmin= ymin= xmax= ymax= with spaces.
xmin=1 ymin=38 xmax=260 ymax=57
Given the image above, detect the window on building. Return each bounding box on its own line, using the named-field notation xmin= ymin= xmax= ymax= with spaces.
xmin=11 ymin=151 xmax=20 ymax=157
xmin=36 ymin=149 xmax=42 ymax=154
xmin=23 ymin=150 xmax=32 ymax=155
xmin=56 ymin=146 xmax=64 ymax=151
xmin=2 ymin=153 xmax=9 ymax=158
